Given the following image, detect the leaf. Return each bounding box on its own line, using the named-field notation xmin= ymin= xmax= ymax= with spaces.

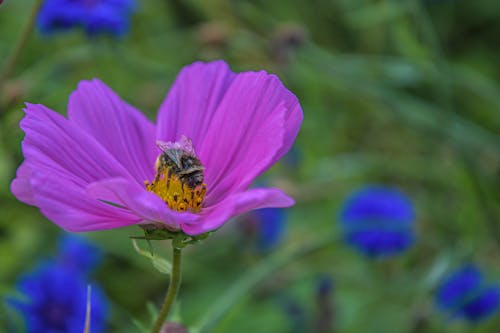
xmin=131 ymin=239 xmax=172 ymax=275
xmin=147 ymin=302 xmax=159 ymax=324
xmin=132 ymin=319 xmax=149 ymax=333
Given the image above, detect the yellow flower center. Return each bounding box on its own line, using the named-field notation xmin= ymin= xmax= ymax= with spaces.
xmin=145 ymin=170 xmax=206 ymax=213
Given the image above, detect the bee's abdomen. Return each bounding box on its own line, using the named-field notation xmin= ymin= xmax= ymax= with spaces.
xmin=181 ymin=171 xmax=204 ymax=188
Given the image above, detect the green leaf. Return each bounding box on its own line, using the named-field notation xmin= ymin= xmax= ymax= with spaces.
xmin=146 ymin=302 xmax=159 ymax=324
xmin=132 ymin=318 xmax=149 ymax=333
xmin=131 ymin=239 xmax=172 ymax=275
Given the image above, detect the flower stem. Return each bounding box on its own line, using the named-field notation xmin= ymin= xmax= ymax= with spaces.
xmin=150 ymin=246 xmax=182 ymax=333
xmin=0 ymin=0 xmax=44 ymax=93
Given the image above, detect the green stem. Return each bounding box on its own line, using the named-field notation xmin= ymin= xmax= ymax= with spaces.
xmin=149 ymin=246 xmax=182 ymax=333
xmin=0 ymin=0 xmax=44 ymax=93
xmin=193 ymin=235 xmax=334 ymax=333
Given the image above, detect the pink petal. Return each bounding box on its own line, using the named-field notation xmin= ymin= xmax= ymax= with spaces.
xmin=68 ymin=79 xmax=157 ymax=184
xmin=20 ymin=103 xmax=133 ymax=184
xmin=10 ymin=162 xmax=36 ymax=205
xmin=87 ymin=178 xmax=198 ymax=231
xmin=200 ymin=71 xmax=302 ymax=205
xmin=31 ymin=172 xmax=140 ymax=232
xmin=181 ymin=188 xmax=294 ymax=235
xmin=274 ymin=85 xmax=303 ymax=159
xmin=13 ymin=103 xmax=141 ymax=231
xmin=156 ymin=61 xmax=303 ymax=208
xmin=156 ymin=61 xmax=236 ymax=146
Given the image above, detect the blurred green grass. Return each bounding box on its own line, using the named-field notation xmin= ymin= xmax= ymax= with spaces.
xmin=1 ymin=0 xmax=500 ymax=332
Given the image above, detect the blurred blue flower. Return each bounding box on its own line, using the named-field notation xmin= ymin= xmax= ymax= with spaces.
xmin=57 ymin=233 xmax=102 ymax=275
xmin=240 ymin=208 xmax=287 ymax=252
xmin=281 ymin=297 xmax=307 ymax=333
xmin=37 ymin=0 xmax=136 ymax=37
xmin=436 ymin=265 xmax=500 ymax=323
xmin=254 ymin=208 xmax=287 ymax=251
xmin=11 ymin=262 xmax=108 ymax=333
xmin=282 ymin=145 xmax=302 ymax=171
xmin=316 ymin=276 xmax=333 ymax=297
xmin=340 ymin=185 xmax=415 ymax=258
xmin=315 ymin=275 xmax=334 ymax=333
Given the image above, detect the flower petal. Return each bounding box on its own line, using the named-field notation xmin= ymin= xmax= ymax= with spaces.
xmin=86 ymin=178 xmax=197 ymax=230
xmin=31 ymin=171 xmax=139 ymax=232
xmin=181 ymin=188 xmax=294 ymax=235
xmin=20 ymin=103 xmax=133 ymax=184
xmin=156 ymin=61 xmax=302 ymax=207
xmin=199 ymin=71 xmax=302 ymax=205
xmin=12 ymin=103 xmax=141 ymax=231
xmin=10 ymin=162 xmax=36 ymax=205
xmin=68 ymin=79 xmax=157 ymax=184
xmin=156 ymin=60 xmax=237 ymax=147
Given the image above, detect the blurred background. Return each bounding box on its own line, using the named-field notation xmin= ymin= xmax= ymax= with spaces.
xmin=1 ymin=0 xmax=500 ymax=332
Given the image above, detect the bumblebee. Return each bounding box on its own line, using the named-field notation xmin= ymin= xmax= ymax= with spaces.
xmin=154 ymin=147 xmax=204 ymax=189
xmin=146 ymin=138 xmax=206 ymax=213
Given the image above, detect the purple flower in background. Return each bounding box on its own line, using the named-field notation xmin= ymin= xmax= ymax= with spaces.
xmin=57 ymin=233 xmax=102 ymax=274
xmin=11 ymin=262 xmax=107 ymax=333
xmin=339 ymin=185 xmax=415 ymax=258
xmin=37 ymin=0 xmax=136 ymax=37
xmin=11 ymin=61 xmax=302 ymax=235
xmin=436 ymin=265 xmax=500 ymax=323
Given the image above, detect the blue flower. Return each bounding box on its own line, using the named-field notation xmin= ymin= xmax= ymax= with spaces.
xmin=57 ymin=233 xmax=102 ymax=275
xmin=37 ymin=0 xmax=136 ymax=37
xmin=316 ymin=276 xmax=333 ymax=297
xmin=436 ymin=265 xmax=500 ymax=323
xmin=339 ymin=185 xmax=415 ymax=258
xmin=240 ymin=208 xmax=287 ymax=252
xmin=11 ymin=262 xmax=108 ymax=333
xmin=282 ymin=145 xmax=301 ymax=171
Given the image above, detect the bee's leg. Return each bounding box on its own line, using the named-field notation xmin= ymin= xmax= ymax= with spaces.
xmin=153 ymin=165 xmax=164 ymax=183
xmin=166 ymin=169 xmax=172 ymax=189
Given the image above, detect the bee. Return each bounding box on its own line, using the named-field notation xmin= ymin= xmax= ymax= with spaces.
xmin=147 ymin=137 xmax=206 ymax=212
xmin=154 ymin=137 xmax=204 ymax=189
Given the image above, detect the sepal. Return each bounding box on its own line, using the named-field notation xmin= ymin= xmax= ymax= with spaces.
xmin=133 ymin=224 xmax=211 ymax=248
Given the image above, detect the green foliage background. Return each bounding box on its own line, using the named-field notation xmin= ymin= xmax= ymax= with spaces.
xmin=1 ymin=0 xmax=500 ymax=332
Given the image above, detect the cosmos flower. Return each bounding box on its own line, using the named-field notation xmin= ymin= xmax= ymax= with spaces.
xmin=11 ymin=262 xmax=107 ymax=333
xmin=37 ymin=0 xmax=136 ymax=37
xmin=11 ymin=61 xmax=302 ymax=236
xmin=240 ymin=208 xmax=287 ymax=252
xmin=57 ymin=233 xmax=102 ymax=274
xmin=436 ymin=265 xmax=500 ymax=323
xmin=339 ymin=185 xmax=415 ymax=258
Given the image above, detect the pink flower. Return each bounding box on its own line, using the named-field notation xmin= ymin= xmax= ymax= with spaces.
xmin=11 ymin=61 xmax=303 ymax=235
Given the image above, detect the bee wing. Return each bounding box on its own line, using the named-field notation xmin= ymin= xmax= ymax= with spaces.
xmin=156 ymin=136 xmax=196 ymax=155
xmin=156 ymin=140 xmax=173 ymax=152
xmin=179 ymin=135 xmax=196 ymax=155
xmin=164 ymin=150 xmax=183 ymax=168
